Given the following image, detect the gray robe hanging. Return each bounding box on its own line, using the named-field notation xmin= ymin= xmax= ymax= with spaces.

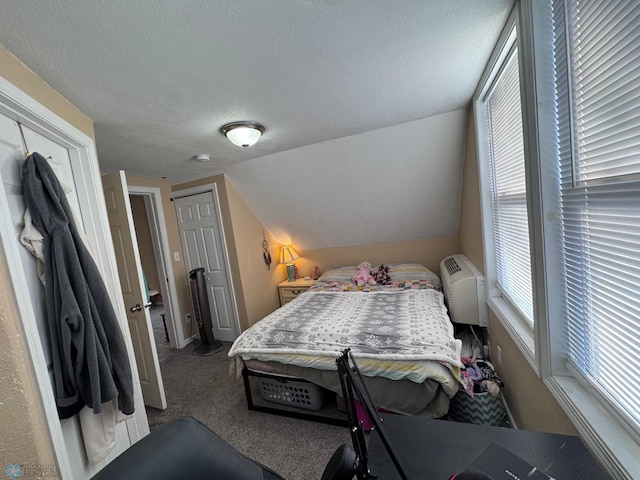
xmin=22 ymin=152 xmax=134 ymax=419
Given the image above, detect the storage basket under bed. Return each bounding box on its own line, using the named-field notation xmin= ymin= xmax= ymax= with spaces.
xmin=258 ymin=377 xmax=325 ymax=411
xmin=448 ymin=391 xmax=506 ymax=426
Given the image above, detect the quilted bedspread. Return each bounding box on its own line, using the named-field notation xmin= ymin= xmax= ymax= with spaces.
xmin=228 ymin=289 xmax=463 ymax=371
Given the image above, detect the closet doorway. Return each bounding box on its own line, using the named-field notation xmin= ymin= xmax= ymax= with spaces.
xmin=173 ymin=184 xmax=239 ymax=342
xmin=128 ymin=187 xmax=183 ymax=353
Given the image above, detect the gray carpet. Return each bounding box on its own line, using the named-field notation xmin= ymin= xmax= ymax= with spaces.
xmin=145 ymin=342 xmax=352 ymax=480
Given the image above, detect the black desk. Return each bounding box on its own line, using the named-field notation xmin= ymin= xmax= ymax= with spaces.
xmin=367 ymin=415 xmax=608 ymax=479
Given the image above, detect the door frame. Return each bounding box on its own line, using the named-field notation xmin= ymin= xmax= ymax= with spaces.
xmin=0 ymin=77 xmax=148 ymax=477
xmin=173 ymin=183 xmax=240 ymax=341
xmin=127 ymin=185 xmax=185 ymax=348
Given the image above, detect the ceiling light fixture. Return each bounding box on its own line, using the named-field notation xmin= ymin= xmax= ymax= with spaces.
xmin=221 ymin=121 xmax=265 ymax=148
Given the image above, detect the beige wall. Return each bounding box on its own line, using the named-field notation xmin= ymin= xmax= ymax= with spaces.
xmin=0 ymin=252 xmax=57 ymax=473
xmin=223 ymin=177 xmax=284 ymax=328
xmin=458 ymin=106 xmax=577 ymax=435
xmin=459 ymin=110 xmax=485 ymax=274
xmin=296 ymin=236 xmax=460 ymax=279
xmin=0 ymin=43 xmax=95 ymax=474
xmin=488 ymin=313 xmax=577 ymax=434
xmin=0 ymin=43 xmax=94 ymax=139
xmin=130 ymin=195 xmax=161 ymax=292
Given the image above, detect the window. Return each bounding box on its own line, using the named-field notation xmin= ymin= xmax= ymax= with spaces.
xmin=476 ymin=0 xmax=640 ymax=476
xmin=475 ymin=0 xmax=640 ymax=475
xmin=475 ymin=13 xmax=535 ymax=359
xmin=484 ymin=46 xmax=533 ymax=326
xmin=557 ymin=0 xmax=640 ymax=438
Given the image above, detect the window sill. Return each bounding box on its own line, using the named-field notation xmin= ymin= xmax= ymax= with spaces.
xmin=545 ymin=375 xmax=639 ymax=479
xmin=487 ymin=297 xmax=537 ymax=374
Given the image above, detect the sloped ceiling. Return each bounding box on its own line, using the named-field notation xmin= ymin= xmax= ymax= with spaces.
xmin=0 ymin=0 xmax=513 ymax=249
xmin=227 ymin=109 xmax=467 ymax=250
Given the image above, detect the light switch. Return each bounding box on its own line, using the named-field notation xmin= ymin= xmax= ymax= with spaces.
xmin=173 ymin=252 xmax=180 ymax=262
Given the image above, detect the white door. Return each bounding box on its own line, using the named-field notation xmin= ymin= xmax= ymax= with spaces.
xmin=175 ymin=190 xmax=238 ymax=342
xmin=102 ymin=171 xmax=167 ymax=410
xmin=0 ymin=102 xmax=147 ymax=478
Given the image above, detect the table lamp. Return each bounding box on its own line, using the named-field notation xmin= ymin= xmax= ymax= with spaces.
xmin=280 ymin=245 xmax=300 ymax=282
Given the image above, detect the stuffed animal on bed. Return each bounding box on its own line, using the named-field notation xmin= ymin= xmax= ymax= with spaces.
xmin=374 ymin=264 xmax=391 ymax=285
xmin=353 ymin=261 xmax=377 ymax=286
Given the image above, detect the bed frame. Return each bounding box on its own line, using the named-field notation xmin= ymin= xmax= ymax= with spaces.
xmin=241 ymin=366 xmax=348 ymax=427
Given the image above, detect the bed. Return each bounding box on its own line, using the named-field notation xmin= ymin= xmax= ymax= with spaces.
xmin=228 ymin=263 xmax=466 ymax=420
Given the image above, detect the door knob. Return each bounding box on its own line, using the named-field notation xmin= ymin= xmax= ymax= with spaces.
xmin=130 ymin=303 xmax=143 ymax=313
xmin=144 ymin=301 xmax=153 ymax=309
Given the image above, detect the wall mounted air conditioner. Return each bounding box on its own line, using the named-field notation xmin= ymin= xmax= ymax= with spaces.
xmin=440 ymin=254 xmax=487 ymax=327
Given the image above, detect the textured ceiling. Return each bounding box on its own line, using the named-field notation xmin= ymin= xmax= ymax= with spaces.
xmin=0 ymin=0 xmax=513 ymax=249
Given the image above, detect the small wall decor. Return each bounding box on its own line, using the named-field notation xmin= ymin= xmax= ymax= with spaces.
xmin=262 ymin=232 xmax=272 ymax=269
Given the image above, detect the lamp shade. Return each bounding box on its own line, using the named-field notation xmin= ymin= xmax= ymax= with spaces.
xmin=280 ymin=245 xmax=300 ymax=265
xmin=221 ymin=122 xmax=265 ymax=148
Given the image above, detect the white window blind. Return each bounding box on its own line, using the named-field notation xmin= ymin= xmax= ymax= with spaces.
xmin=485 ymin=46 xmax=534 ymax=324
xmin=559 ymin=0 xmax=640 ymax=432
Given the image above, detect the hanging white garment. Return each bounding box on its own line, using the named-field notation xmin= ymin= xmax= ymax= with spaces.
xmin=79 ymin=402 xmax=126 ymax=465
xmin=19 ymin=209 xmax=45 ymax=284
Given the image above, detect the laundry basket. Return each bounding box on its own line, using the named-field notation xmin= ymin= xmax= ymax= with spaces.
xmin=258 ymin=377 xmax=325 ymax=411
xmin=448 ymin=391 xmax=506 ymax=426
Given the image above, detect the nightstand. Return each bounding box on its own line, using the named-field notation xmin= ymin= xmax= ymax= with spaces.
xmin=278 ymin=278 xmax=315 ymax=306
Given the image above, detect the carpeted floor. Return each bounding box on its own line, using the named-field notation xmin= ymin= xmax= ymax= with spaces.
xmin=145 ymin=342 xmax=352 ymax=480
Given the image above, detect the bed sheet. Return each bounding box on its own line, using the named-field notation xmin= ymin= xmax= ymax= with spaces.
xmin=229 ymin=287 xmax=464 ymax=399
xmin=229 ymin=289 xmax=462 ymax=364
